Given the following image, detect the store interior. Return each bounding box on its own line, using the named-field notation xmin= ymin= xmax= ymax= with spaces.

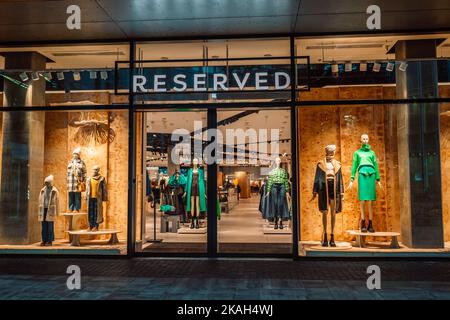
xmin=140 ymin=108 xmax=293 ymax=254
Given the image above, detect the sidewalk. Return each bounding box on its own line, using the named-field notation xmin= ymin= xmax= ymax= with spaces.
xmin=1 ymin=258 xmax=450 ymax=299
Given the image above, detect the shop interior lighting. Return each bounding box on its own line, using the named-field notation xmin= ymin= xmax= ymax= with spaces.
xmin=399 ymin=62 xmax=408 ymax=72
xmin=19 ymin=72 xmax=29 ymax=82
xmin=57 ymin=72 xmax=65 ymax=80
xmin=73 ymin=71 xmax=81 ymax=81
xmin=372 ymin=62 xmax=381 ymax=72
xmin=386 ymin=61 xmax=395 ymax=72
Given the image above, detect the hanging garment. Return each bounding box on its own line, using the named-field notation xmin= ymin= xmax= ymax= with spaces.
xmin=268 ymin=183 xmax=290 ymax=219
xmin=85 ymin=175 xmax=108 ymax=225
xmin=313 ymin=159 xmax=344 ymax=213
xmin=185 ymin=168 xmax=206 ymax=214
xmin=350 ymin=144 xmax=380 ymax=201
xmin=168 ymin=173 xmax=187 ymax=221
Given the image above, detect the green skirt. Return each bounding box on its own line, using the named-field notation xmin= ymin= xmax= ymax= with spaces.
xmin=358 ymin=166 xmax=377 ymax=201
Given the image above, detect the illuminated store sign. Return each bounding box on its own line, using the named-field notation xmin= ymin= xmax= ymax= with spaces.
xmin=132 ymin=71 xmax=291 ymax=93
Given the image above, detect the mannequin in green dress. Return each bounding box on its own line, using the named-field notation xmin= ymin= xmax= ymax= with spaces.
xmin=348 ymin=134 xmax=382 ymax=233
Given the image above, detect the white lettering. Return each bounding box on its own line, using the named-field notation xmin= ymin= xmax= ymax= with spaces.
xmin=133 ymin=75 xmax=147 ymax=93
xmin=275 ymin=72 xmax=290 ymax=89
xmin=255 ymin=72 xmax=268 ymax=90
xmin=232 ymin=72 xmax=251 ymax=90
xmin=153 ymin=75 xmax=166 ymax=92
xmin=213 ymin=73 xmax=228 ymax=91
xmin=194 ymin=74 xmax=207 ymax=92
xmin=173 ymin=74 xmax=187 ymax=92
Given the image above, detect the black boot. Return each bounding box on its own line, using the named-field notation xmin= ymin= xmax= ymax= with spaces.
xmin=195 ymin=218 xmax=199 ymax=229
xmin=329 ymin=234 xmax=336 ymax=247
xmin=367 ymin=220 xmax=375 ymax=233
xmin=279 ymin=218 xmax=284 ymax=230
xmin=322 ymin=233 xmax=328 ymax=247
xmin=274 ymin=219 xmax=279 ymax=229
xmin=190 ymin=218 xmax=195 ymax=229
xmin=360 ymin=219 xmax=367 ymax=233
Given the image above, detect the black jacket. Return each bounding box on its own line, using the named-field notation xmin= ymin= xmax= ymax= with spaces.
xmin=313 ymin=159 xmax=344 ymax=213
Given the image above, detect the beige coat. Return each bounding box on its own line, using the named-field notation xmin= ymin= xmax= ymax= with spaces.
xmin=85 ymin=175 xmax=108 ymax=224
xmin=38 ymin=186 xmax=60 ymax=222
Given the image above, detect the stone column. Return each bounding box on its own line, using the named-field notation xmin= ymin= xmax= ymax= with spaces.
xmin=395 ymin=40 xmax=444 ymax=248
xmin=0 ymin=52 xmax=46 ymax=245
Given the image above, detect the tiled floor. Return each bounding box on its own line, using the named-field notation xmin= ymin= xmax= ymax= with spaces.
xmin=1 ymin=258 xmax=450 ymax=300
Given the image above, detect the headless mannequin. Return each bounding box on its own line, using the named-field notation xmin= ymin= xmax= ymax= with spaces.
xmin=266 ymin=157 xmax=291 ymax=229
xmin=310 ymin=146 xmax=342 ymax=247
xmin=348 ymin=134 xmax=382 ymax=232
xmin=185 ymin=158 xmax=205 ymax=229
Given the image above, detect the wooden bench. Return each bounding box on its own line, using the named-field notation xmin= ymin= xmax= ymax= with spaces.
xmin=347 ymin=230 xmax=401 ymax=249
xmin=68 ymin=230 xmax=121 ymax=246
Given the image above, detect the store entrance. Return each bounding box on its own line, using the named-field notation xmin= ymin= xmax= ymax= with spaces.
xmin=136 ymin=107 xmax=292 ymax=256
xmin=217 ymin=108 xmax=293 ymax=255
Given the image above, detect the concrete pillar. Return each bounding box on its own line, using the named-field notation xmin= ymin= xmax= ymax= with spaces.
xmin=395 ymin=40 xmax=444 ymax=248
xmin=0 ymin=52 xmax=46 ymax=245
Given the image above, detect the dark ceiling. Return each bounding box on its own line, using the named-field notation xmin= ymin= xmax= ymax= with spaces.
xmin=0 ymin=0 xmax=449 ymax=43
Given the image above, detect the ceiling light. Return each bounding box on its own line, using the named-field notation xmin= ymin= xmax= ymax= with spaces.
xmin=372 ymin=62 xmax=381 ymax=72
xmin=89 ymin=71 xmax=97 ymax=79
xmin=31 ymin=72 xmax=40 ymax=81
xmin=19 ymin=72 xmax=29 ymax=82
xmin=264 ymin=54 xmax=272 ymax=57
xmin=57 ymin=72 xmax=65 ymax=80
xmin=73 ymin=71 xmax=81 ymax=81
xmin=345 ymin=62 xmax=352 ymax=72
xmin=386 ymin=61 xmax=395 ymax=72
xmin=211 ymin=55 xmax=219 ymax=59
xmin=399 ymin=62 xmax=408 ymax=72
xmin=100 ymin=71 xmax=108 ymax=80
xmin=161 ymin=57 xmax=169 ymax=60
xmin=360 ymin=63 xmax=367 ymax=72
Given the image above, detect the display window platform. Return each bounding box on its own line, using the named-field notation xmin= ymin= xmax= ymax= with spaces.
xmin=299 ymin=241 xmax=450 ymax=257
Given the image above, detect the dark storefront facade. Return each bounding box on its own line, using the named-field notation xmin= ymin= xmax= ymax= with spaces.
xmin=0 ymin=1 xmax=450 ymax=259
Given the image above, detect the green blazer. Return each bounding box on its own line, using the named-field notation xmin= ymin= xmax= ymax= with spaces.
xmin=185 ymin=168 xmax=207 ymax=212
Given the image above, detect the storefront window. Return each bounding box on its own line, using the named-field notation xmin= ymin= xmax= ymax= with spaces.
xmin=0 ymin=109 xmax=129 ymax=254
xmin=0 ymin=43 xmax=130 ymax=255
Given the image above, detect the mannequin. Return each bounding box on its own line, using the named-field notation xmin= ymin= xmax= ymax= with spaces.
xmin=310 ymin=145 xmax=344 ymax=247
xmin=66 ymin=147 xmax=86 ymax=213
xmin=348 ymin=134 xmax=382 ymax=233
xmin=158 ymin=172 xmax=169 ymax=205
xmin=168 ymin=170 xmax=187 ymax=222
xmin=266 ymin=157 xmax=291 ymax=229
xmin=184 ymin=158 xmax=207 ymax=229
xmin=38 ymin=175 xmax=60 ymax=246
xmin=85 ymin=165 xmax=108 ymax=231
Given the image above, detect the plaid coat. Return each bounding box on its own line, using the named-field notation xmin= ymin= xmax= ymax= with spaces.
xmin=67 ymin=158 xmax=87 ymax=192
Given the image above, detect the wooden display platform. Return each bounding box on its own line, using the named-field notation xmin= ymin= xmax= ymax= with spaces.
xmin=68 ymin=229 xmax=121 ymax=246
xmin=347 ymin=230 xmax=401 ymax=248
xmin=178 ymin=227 xmax=207 ymax=234
xmin=263 ymin=226 xmax=292 ymax=234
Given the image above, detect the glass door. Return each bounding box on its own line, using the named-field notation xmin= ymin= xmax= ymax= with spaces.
xmin=135 ymin=109 xmax=209 ymax=254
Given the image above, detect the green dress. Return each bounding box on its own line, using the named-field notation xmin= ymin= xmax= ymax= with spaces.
xmin=350 ymin=144 xmax=380 ymax=201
